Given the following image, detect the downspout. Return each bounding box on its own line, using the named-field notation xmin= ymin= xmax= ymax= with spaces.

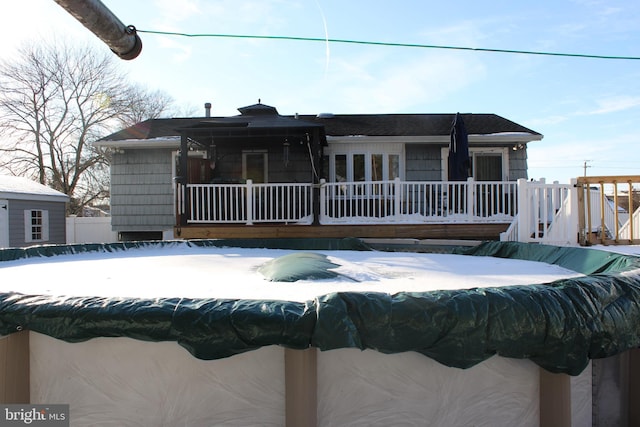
xmin=53 ymin=0 xmax=143 ymax=60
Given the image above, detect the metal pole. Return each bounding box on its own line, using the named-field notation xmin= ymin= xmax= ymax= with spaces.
xmin=53 ymin=0 xmax=142 ymax=60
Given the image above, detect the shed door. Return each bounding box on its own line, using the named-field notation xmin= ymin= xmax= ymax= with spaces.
xmin=0 ymin=199 xmax=8 ymax=248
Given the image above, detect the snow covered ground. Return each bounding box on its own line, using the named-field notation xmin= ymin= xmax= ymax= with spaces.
xmin=0 ymin=244 xmax=585 ymax=301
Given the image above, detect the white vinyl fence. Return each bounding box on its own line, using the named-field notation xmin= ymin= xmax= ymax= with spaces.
xmin=66 ymin=216 xmax=118 ymax=244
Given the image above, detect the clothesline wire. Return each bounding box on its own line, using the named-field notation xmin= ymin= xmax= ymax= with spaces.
xmin=136 ymin=29 xmax=640 ymax=61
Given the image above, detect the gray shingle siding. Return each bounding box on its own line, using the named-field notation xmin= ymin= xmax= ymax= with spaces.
xmin=269 ymin=154 xmax=316 ymax=183
xmin=7 ymin=199 xmax=66 ymax=247
xmin=509 ymin=149 xmax=528 ymax=180
xmin=405 ymin=144 xmax=529 ymax=182
xmin=110 ymin=149 xmax=175 ymax=231
xmin=405 ymin=145 xmax=443 ymax=181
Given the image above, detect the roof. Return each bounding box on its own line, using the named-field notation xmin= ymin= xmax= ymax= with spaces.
xmin=102 ymin=103 xmax=326 ymax=142
xmin=99 ymin=105 xmax=541 ymax=143
xmin=300 ymin=113 xmax=541 ymax=138
xmin=0 ymin=175 xmax=70 ymax=202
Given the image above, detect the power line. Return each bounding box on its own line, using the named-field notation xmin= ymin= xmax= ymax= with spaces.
xmin=137 ymin=29 xmax=640 ymax=61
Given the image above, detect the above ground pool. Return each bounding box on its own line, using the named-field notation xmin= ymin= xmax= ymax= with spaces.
xmin=1 ymin=239 xmax=639 ymax=426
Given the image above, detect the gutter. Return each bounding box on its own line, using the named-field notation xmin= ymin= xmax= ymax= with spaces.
xmin=92 ymin=138 xmax=181 ymax=150
xmin=327 ymin=133 xmax=543 ymax=144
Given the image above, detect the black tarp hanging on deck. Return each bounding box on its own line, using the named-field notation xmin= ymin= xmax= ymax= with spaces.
xmin=448 ymin=113 xmax=471 ymax=181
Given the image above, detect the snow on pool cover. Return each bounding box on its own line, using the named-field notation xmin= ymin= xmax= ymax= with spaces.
xmin=2 ymin=239 xmax=640 ymax=374
xmin=0 ymin=243 xmax=583 ymax=301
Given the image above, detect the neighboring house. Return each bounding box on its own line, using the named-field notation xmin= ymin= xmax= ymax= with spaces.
xmin=0 ymin=175 xmax=69 ymax=248
xmin=95 ymin=103 xmax=542 ymax=241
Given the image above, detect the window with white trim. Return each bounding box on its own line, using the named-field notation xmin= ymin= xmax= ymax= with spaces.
xmin=24 ymin=209 xmax=49 ymax=243
xmin=242 ymin=150 xmax=268 ymax=183
xmin=441 ymin=147 xmax=509 ymax=181
xmin=325 ymin=143 xmax=403 ymax=182
xmin=470 ymin=148 xmax=508 ymax=181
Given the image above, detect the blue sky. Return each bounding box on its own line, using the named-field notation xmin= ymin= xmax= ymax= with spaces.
xmin=3 ymin=0 xmax=640 ymax=183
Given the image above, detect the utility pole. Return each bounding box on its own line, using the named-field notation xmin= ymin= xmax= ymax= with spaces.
xmin=583 ymin=160 xmax=591 ymax=177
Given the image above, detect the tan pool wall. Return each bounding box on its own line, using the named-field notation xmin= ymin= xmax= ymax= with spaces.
xmin=0 ymin=331 xmax=29 ymax=403
xmin=2 ymin=332 xmax=639 ymax=426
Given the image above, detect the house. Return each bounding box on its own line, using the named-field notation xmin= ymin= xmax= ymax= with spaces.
xmin=0 ymin=175 xmax=69 ymax=248
xmin=95 ymin=103 xmax=542 ymax=242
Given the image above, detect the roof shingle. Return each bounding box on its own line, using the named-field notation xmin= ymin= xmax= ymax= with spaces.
xmin=101 ymin=110 xmax=540 ymax=142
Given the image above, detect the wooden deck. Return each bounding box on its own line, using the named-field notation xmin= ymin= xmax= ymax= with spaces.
xmin=174 ymin=223 xmax=510 ymax=241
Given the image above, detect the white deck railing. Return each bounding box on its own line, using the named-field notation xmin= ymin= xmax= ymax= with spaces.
xmin=178 ymin=175 xmax=640 ymax=246
xmin=319 ymin=178 xmax=518 ymax=224
xmin=184 ymin=178 xmax=519 ymax=226
xmin=186 ymin=182 xmax=314 ymax=224
xmin=511 ymin=179 xmax=576 ymax=245
xmin=184 ymin=178 xmax=640 ymax=246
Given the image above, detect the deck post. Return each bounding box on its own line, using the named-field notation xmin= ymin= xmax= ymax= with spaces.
xmin=245 ymin=180 xmax=253 ymax=225
xmin=599 ymin=181 xmax=606 ymax=244
xmin=309 ymin=128 xmax=323 ymax=226
xmin=627 ymin=180 xmax=634 ymax=242
xmin=567 ymin=178 xmax=579 ymax=245
xmin=178 ymin=134 xmax=189 ymax=227
xmin=319 ymin=179 xmax=326 ymax=223
xmin=466 ymin=177 xmax=474 ymax=221
xmin=285 ymin=348 xmax=317 ymax=427
xmin=517 ymin=178 xmax=529 ymax=242
xmin=576 ymin=180 xmax=586 ymax=245
xmin=394 ymin=178 xmax=402 ymax=217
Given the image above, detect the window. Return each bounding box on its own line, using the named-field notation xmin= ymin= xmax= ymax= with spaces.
xmin=441 ymin=147 xmax=508 ymax=181
xmin=472 ymin=153 xmax=503 ymax=181
xmin=335 ymin=154 xmax=347 ymax=182
xmin=242 ymin=150 xmax=268 ymax=183
xmin=388 ymin=155 xmax=400 ymax=180
xmin=325 ymin=144 xmax=404 ymax=182
xmin=353 ymin=154 xmax=365 ymax=181
xmin=24 ymin=209 xmax=49 ymax=243
xmin=371 ymin=154 xmax=383 ymax=181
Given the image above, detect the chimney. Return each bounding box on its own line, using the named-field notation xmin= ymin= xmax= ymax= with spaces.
xmin=204 ymin=102 xmax=212 ymax=117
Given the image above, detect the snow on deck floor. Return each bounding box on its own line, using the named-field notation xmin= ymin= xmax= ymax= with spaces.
xmin=0 ymin=245 xmax=584 ymax=301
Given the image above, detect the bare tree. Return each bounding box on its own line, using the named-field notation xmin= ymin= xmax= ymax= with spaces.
xmin=0 ymin=40 xmax=174 ymax=214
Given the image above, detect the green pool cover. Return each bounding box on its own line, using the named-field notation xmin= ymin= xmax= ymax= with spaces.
xmin=1 ymin=238 xmax=640 ymax=375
